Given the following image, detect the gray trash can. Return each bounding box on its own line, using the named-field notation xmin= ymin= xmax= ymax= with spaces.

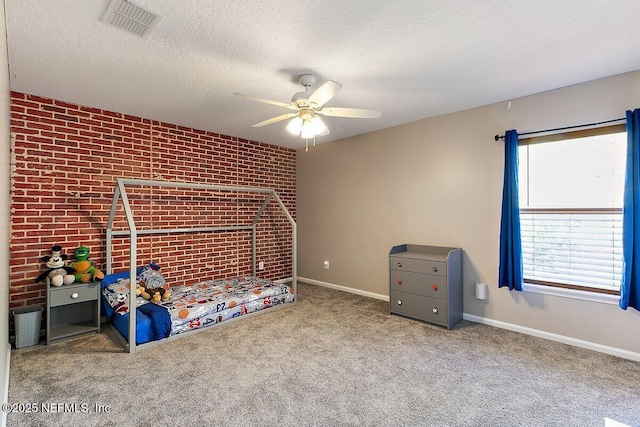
xmin=13 ymin=305 xmax=43 ymax=348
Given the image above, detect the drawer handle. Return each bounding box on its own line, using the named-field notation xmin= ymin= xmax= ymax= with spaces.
xmin=397 ymin=300 xmax=403 ymax=306
xmin=432 ymin=267 xmax=438 ymax=272
xmin=432 ymin=285 xmax=438 ymax=291
xmin=432 ymin=308 xmax=438 ymax=314
xmin=71 ymin=292 xmax=79 ymax=299
xmin=397 ymin=279 xmax=402 ymax=285
xmin=397 ymin=262 xmax=402 ymax=268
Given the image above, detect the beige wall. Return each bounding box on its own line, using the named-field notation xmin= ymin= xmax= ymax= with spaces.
xmin=297 ymin=70 xmax=640 ymax=354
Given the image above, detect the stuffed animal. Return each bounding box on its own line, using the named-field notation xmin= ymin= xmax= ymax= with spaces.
xmin=68 ymin=246 xmax=105 ymax=283
xmin=135 ymin=265 xmax=170 ymax=303
xmin=35 ymin=245 xmax=76 ymax=286
xmin=137 ymin=283 xmax=170 ymax=303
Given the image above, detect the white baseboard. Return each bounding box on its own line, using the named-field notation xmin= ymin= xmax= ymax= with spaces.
xmin=298 ymin=276 xmax=389 ymax=301
xmin=298 ymin=276 xmax=640 ymax=362
xmin=463 ymin=313 xmax=640 ymax=362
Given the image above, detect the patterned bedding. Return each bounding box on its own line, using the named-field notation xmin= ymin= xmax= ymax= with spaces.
xmin=102 ymin=275 xmax=295 ymax=340
xmin=161 ymin=276 xmax=295 ymax=335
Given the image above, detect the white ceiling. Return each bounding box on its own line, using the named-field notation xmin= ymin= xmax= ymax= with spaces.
xmin=5 ymin=0 xmax=640 ymax=149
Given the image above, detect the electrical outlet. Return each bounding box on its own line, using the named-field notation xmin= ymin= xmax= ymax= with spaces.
xmin=324 ymin=260 xmax=330 ymax=270
xmin=258 ymin=261 xmax=264 ymax=271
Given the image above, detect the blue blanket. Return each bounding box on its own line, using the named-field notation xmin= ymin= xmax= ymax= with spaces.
xmin=101 ymin=263 xmax=171 ymax=344
xmin=138 ymin=302 xmax=171 ymax=341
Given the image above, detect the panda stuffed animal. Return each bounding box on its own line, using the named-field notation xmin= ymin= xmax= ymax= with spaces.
xmin=35 ymin=245 xmax=76 ymax=286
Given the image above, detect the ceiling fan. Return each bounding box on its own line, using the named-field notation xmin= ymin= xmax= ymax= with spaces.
xmin=235 ymin=74 xmax=381 ymax=150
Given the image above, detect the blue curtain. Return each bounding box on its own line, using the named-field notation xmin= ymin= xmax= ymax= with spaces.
xmin=621 ymin=109 xmax=640 ymax=311
xmin=498 ymin=130 xmax=523 ymax=291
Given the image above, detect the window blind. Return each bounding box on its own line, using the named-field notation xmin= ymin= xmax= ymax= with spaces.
xmin=520 ymin=209 xmax=622 ymax=292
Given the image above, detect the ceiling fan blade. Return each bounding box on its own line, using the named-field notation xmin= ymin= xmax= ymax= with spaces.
xmin=234 ymin=93 xmax=298 ymax=111
xmin=307 ymin=80 xmax=342 ymax=108
xmin=252 ymin=112 xmax=299 ymax=128
xmin=316 ymin=107 xmax=382 ymax=119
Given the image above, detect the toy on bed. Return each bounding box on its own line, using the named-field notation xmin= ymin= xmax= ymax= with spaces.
xmin=136 ymin=266 xmax=170 ymax=303
xmin=101 ymin=263 xmax=173 ymax=344
xmin=101 ymin=263 xmax=164 ymax=313
xmin=100 ymin=263 xmax=296 ymax=346
xmin=69 ymin=246 xmax=105 ymax=283
xmin=35 ymin=245 xmax=76 ymax=286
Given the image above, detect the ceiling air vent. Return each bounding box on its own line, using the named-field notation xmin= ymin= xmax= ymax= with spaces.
xmin=101 ymin=0 xmax=161 ymax=37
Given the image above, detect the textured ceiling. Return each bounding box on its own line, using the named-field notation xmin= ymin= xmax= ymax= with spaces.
xmin=5 ymin=0 xmax=640 ymax=149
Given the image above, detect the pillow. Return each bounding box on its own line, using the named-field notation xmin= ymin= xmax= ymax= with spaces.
xmin=101 ymin=263 xmax=167 ymax=315
xmin=138 ymin=264 xmax=166 ymax=290
xmin=101 ymin=262 xmax=161 ymax=289
xmin=101 ymin=278 xmax=148 ymax=315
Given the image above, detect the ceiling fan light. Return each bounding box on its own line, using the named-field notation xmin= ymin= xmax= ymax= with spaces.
xmin=286 ymin=116 xmax=303 ymax=135
xmin=309 ymin=116 xmax=326 ymax=135
xmin=300 ymin=123 xmax=315 ymax=139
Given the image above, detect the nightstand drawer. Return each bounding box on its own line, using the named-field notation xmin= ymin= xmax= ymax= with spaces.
xmin=49 ymin=283 xmax=98 ymax=307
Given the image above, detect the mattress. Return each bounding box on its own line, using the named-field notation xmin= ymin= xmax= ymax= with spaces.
xmin=102 ymin=274 xmax=295 ymax=345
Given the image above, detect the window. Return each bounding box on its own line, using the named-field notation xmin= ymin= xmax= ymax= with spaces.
xmin=518 ymin=125 xmax=626 ymax=294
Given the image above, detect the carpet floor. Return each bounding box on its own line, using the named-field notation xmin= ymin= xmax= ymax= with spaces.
xmin=7 ymin=282 xmax=640 ymax=427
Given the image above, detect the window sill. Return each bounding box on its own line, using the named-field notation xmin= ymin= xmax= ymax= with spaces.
xmin=522 ymin=283 xmax=620 ymax=305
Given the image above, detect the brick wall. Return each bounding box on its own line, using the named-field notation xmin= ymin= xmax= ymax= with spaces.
xmin=9 ymin=92 xmax=296 ymax=311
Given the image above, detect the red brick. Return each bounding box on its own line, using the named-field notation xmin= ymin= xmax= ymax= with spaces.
xmin=9 ymin=91 xmax=295 ymax=307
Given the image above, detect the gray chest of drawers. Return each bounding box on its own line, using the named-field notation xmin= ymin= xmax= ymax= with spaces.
xmin=389 ymin=244 xmax=462 ymax=329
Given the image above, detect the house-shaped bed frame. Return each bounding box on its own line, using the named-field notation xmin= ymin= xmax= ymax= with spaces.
xmin=105 ymin=178 xmax=297 ymax=353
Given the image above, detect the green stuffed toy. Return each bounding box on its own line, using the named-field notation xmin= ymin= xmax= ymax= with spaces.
xmin=68 ymin=246 xmax=105 ymax=283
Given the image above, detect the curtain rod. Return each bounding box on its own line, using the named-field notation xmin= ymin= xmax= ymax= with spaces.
xmin=494 ymin=117 xmax=626 ymax=141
